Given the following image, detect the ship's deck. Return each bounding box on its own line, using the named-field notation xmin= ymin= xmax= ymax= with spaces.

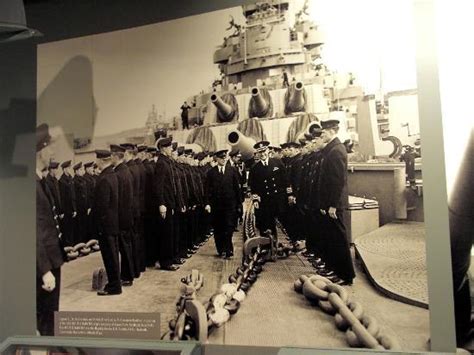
xmin=59 ymin=223 xmax=430 ymax=351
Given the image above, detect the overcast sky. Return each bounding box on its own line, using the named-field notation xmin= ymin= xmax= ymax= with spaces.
xmin=38 ymin=0 xmax=417 ymax=137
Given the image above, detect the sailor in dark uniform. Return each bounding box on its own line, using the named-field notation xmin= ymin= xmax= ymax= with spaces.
xmin=317 ymin=119 xmax=355 ymax=285
xmin=111 ymin=144 xmax=135 ymax=286
xmin=36 ymin=123 xmax=65 ymax=336
xmin=228 ymin=150 xmax=245 ymax=227
xmin=153 ymin=136 xmax=179 ymax=271
xmin=83 ymin=162 xmax=96 ymax=240
xmin=135 ymin=145 xmax=148 ymax=273
xmin=93 ymin=150 xmax=121 ymax=295
xmin=248 ymin=141 xmax=291 ymax=242
xmin=206 ymin=150 xmax=241 ymax=258
xmin=45 ymin=161 xmax=62 ymax=221
xmin=143 ymin=147 xmax=158 ymax=267
xmin=121 ymin=143 xmax=142 ymax=278
xmin=59 ymin=160 xmax=77 ymax=247
xmin=73 ymin=162 xmax=90 ymax=244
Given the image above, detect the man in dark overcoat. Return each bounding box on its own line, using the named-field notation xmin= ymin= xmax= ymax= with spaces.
xmin=36 ymin=123 xmax=65 ymax=335
xmin=94 ymin=150 xmax=121 ymax=295
xmin=111 ymin=144 xmax=136 ymax=286
xmin=59 ymin=160 xmax=76 ymax=247
xmin=318 ymin=119 xmax=355 ymax=285
xmin=248 ymin=141 xmax=291 ymax=240
xmin=205 ymin=150 xmax=241 ymax=258
xmin=153 ymin=136 xmax=179 ymax=271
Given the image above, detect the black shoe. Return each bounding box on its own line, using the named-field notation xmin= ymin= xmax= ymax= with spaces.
xmin=335 ymin=279 xmax=353 ymax=286
xmin=173 ymin=258 xmax=185 ymax=265
xmin=313 ymin=262 xmax=327 ymax=269
xmin=318 ymin=269 xmax=335 ymax=277
xmin=221 ymin=252 xmax=227 ymax=259
xmin=97 ymin=288 xmax=122 ymax=296
xmin=161 ymin=265 xmax=179 ymax=271
xmin=121 ymin=280 xmax=133 ymax=287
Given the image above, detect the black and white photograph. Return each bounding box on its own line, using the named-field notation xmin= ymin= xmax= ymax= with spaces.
xmin=35 ymin=0 xmax=433 ymax=350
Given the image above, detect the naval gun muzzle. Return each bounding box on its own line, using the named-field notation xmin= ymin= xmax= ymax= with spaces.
xmin=211 ymin=93 xmax=238 ymax=122
xmin=227 ymin=130 xmax=257 ymax=161
xmin=248 ymin=87 xmax=272 ymax=118
xmin=285 ymin=81 xmax=306 ymax=114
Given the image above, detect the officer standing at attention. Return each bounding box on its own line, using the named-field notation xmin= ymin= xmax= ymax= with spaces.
xmin=153 ymin=136 xmax=179 ymax=271
xmin=73 ymin=162 xmax=90 ymax=244
xmin=59 ymin=160 xmax=77 ymax=247
xmin=205 ymin=150 xmax=241 ymax=258
xmin=318 ymin=119 xmax=355 ymax=286
xmin=83 ymin=162 xmax=96 ymax=241
xmin=45 ymin=161 xmax=62 ymax=221
xmin=36 ymin=123 xmax=65 ymax=336
xmin=93 ymin=150 xmax=121 ymax=295
xmin=111 ymin=144 xmax=136 ymax=287
xmin=248 ymin=141 xmax=292 ymax=242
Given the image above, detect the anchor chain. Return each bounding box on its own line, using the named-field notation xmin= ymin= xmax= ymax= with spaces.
xmin=294 ymin=274 xmax=401 ymax=350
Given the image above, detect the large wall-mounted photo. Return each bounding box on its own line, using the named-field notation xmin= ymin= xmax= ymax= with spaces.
xmin=35 ymin=0 xmax=431 ymax=350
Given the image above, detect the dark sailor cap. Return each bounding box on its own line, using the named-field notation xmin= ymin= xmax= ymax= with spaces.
xmin=73 ymin=162 xmax=83 ymax=170
xmin=156 ymin=136 xmax=172 ymax=148
xmin=49 ymin=161 xmax=60 ymax=169
xmin=95 ymin=150 xmax=112 ymax=159
xmin=146 ymin=146 xmax=157 ymax=153
xmin=321 ymin=119 xmax=340 ymax=130
xmin=110 ymin=144 xmax=126 ymax=153
xmin=154 ymin=129 xmax=167 ymax=141
xmin=214 ymin=149 xmax=228 ymax=159
xmin=84 ymin=161 xmax=94 ymax=168
xmin=196 ymin=152 xmax=206 ymax=161
xmin=253 ymin=140 xmax=270 ymax=152
xmin=61 ymin=160 xmax=72 ymax=169
xmin=287 ymin=142 xmax=301 ymax=148
xmin=120 ymin=143 xmax=136 ymax=151
xmin=137 ymin=145 xmax=147 ymax=152
xmin=229 ymin=150 xmax=240 ymax=157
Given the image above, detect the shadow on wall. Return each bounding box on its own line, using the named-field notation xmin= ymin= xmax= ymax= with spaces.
xmin=0 ymin=99 xmax=34 ymax=178
xmin=37 ymin=55 xmax=97 ymax=161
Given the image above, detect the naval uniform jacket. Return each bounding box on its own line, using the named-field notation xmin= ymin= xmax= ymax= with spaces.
xmin=83 ymin=173 xmax=96 ymax=208
xmin=153 ymin=154 xmax=177 ymax=211
xmin=134 ymin=159 xmax=147 ymax=215
xmin=114 ymin=162 xmax=134 ymax=230
xmin=37 ymin=177 xmax=64 ymax=277
xmin=45 ymin=174 xmax=62 ymax=215
xmin=248 ymin=157 xmax=289 ymax=203
xmin=206 ymin=165 xmax=241 ymax=211
xmin=143 ymin=160 xmax=156 ymax=215
xmin=74 ymin=175 xmax=89 ymax=214
xmin=93 ymin=165 xmax=119 ymax=236
xmin=318 ymin=137 xmax=348 ymax=210
xmin=59 ymin=174 xmax=76 ymax=216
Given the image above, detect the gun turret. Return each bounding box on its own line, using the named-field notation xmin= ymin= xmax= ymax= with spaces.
xmin=248 ymin=87 xmax=273 ymax=118
xmin=211 ymin=93 xmax=238 ymax=122
xmin=227 ymin=130 xmax=256 ymax=161
xmin=284 ymin=81 xmax=306 ymax=114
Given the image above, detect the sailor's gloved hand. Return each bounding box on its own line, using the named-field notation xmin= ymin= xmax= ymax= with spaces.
xmin=42 ymin=271 xmax=56 ymax=292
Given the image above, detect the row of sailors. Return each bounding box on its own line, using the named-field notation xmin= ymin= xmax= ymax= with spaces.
xmin=247 ymin=119 xmax=355 ymax=286
xmin=42 ymin=139 xmax=246 ymax=296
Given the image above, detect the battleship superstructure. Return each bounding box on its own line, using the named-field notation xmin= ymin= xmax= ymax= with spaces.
xmin=164 ymin=0 xmax=360 ymax=158
xmin=76 ymin=0 xmax=420 ymax=163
